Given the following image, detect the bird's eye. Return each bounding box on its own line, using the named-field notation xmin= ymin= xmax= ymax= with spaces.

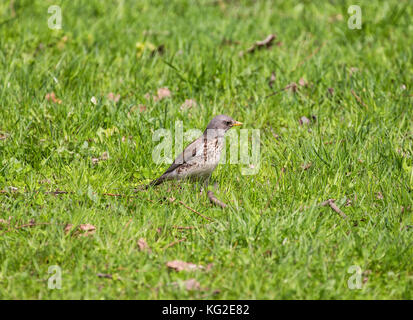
xmin=225 ymin=121 xmax=231 ymax=125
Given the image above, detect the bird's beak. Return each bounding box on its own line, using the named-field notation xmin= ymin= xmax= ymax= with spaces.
xmin=232 ymin=121 xmax=243 ymax=127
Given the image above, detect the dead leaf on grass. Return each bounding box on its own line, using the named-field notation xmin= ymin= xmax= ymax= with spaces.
xmin=166 ymin=260 xmax=203 ymax=272
xmin=138 ymin=238 xmax=152 ymax=253
xmin=45 ymin=92 xmax=62 ymax=104
xmin=145 ymin=87 xmax=172 ymax=102
xmin=64 ymin=223 xmax=73 ymax=234
xmin=78 ymin=224 xmax=96 ymax=236
xmin=91 ymin=151 xmax=109 ymax=164
xmin=154 ymin=87 xmax=171 ymax=101
xmin=298 ymin=78 xmax=308 ymax=87
xmin=180 ymin=99 xmax=197 ymax=111
xmin=107 ymin=92 xmax=120 ymax=103
xmin=64 ymin=223 xmax=96 ymax=237
xmin=171 ymin=278 xmax=201 ymax=291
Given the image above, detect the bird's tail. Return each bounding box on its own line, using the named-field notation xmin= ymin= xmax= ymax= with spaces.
xmin=144 ymin=176 xmax=166 ymax=189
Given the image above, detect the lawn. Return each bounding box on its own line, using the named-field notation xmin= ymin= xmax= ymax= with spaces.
xmin=0 ymin=0 xmax=412 ymax=299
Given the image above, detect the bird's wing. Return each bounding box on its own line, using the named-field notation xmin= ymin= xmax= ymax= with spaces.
xmin=162 ymin=135 xmax=204 ymax=175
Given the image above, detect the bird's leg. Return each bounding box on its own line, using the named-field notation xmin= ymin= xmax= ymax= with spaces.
xmin=199 ymin=175 xmax=210 ymax=195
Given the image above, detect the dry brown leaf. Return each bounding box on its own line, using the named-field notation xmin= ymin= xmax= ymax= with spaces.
xmin=298 ymin=78 xmax=308 ymax=87
xmin=184 ymin=279 xmax=201 ymax=290
xmin=145 ymin=88 xmax=172 ymax=102
xmin=107 ymin=92 xmax=120 ymax=103
xmin=97 ymin=273 xmax=113 ymax=279
xmin=301 ymin=162 xmax=312 ymax=170
xmin=78 ymin=224 xmax=96 ymax=236
xmin=79 ymin=224 xmax=95 ymax=231
xmin=154 ymin=87 xmax=171 ymax=101
xmin=65 ymin=223 xmax=96 ymax=237
xmin=45 ymin=92 xmax=62 ymax=104
xmin=180 ymin=99 xmax=197 ymax=111
xmin=138 ymin=238 xmax=152 ymax=253
xmin=166 ymin=260 xmax=203 ymax=272
xmin=91 ymin=151 xmax=109 ymax=164
xmin=376 ymin=192 xmax=384 ymax=200
xmin=64 ymin=223 xmax=73 ymax=234
xmin=170 ymin=278 xmax=204 ymax=291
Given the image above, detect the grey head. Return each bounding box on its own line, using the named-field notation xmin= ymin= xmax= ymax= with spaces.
xmin=204 ymin=115 xmax=242 ymax=137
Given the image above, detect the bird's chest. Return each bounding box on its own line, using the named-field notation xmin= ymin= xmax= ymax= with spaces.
xmin=184 ymin=137 xmax=224 ymax=176
xmin=201 ymin=136 xmax=224 ymax=164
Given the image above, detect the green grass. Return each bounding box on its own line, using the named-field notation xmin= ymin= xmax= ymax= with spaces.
xmin=0 ymin=0 xmax=412 ymax=299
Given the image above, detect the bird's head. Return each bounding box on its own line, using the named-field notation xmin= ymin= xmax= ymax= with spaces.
xmin=204 ymin=115 xmax=242 ymax=137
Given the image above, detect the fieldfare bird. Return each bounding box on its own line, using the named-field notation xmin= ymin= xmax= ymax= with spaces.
xmin=148 ymin=115 xmax=242 ymax=188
